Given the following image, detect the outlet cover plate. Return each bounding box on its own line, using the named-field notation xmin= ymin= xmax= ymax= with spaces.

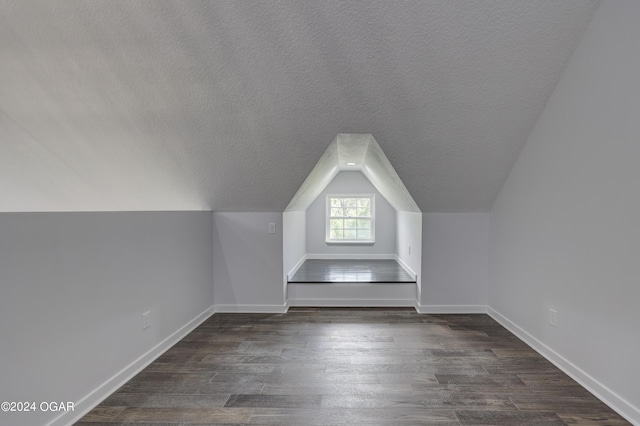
xmin=142 ymin=311 xmax=151 ymax=329
xmin=549 ymin=308 xmax=557 ymax=327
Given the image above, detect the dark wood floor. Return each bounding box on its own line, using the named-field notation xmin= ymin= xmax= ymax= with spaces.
xmin=78 ymin=308 xmax=629 ymax=425
xmin=289 ymin=259 xmax=416 ymax=283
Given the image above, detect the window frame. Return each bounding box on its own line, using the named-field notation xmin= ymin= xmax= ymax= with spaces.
xmin=325 ymin=194 xmax=375 ymax=244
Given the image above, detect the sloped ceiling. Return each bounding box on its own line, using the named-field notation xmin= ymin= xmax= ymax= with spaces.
xmin=0 ymin=1 xmax=599 ymax=212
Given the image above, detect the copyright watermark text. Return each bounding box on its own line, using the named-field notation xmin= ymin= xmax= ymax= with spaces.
xmin=1 ymin=401 xmax=75 ymax=413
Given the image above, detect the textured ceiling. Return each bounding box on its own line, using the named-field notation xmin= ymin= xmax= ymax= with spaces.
xmin=0 ymin=0 xmax=599 ymax=212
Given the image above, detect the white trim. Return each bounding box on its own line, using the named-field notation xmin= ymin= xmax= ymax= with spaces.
xmin=488 ymin=307 xmax=640 ymax=425
xmin=394 ymin=255 xmax=417 ymax=281
xmin=214 ymin=304 xmax=289 ymax=314
xmin=286 ymin=255 xmax=307 ymax=280
xmin=325 ymin=240 xmax=375 ymax=245
xmin=53 ymin=305 xmax=215 ymax=426
xmin=288 ymin=298 xmax=416 ymax=307
xmin=306 ymin=253 xmax=396 ymax=260
xmin=414 ymin=303 xmax=488 ymax=314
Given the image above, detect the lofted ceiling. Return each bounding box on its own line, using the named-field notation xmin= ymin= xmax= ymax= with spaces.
xmin=285 ymin=134 xmax=420 ymax=213
xmin=0 ymin=1 xmax=599 ymax=212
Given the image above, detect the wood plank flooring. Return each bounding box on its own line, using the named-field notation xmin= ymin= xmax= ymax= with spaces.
xmin=77 ymin=308 xmax=629 ymax=425
xmin=288 ymin=259 xmax=416 ymax=283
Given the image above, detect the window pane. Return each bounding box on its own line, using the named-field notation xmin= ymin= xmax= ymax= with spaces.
xmin=344 ymin=198 xmax=357 ymax=208
xmin=344 ymin=230 xmax=357 ymax=239
xmin=357 ymin=198 xmax=370 ymax=208
xmin=330 ymin=229 xmax=343 ymax=239
xmin=330 ymin=207 xmax=343 ymax=217
xmin=344 ymin=218 xmax=356 ymax=229
xmin=330 ymin=198 xmax=343 ymax=208
xmin=345 ymin=208 xmax=357 ymax=217
xmin=357 ymin=229 xmax=371 ymax=240
xmin=357 ymin=207 xmax=370 ymax=217
xmin=330 ymin=218 xmax=343 ymax=229
xmin=357 ymin=219 xmax=370 ymax=229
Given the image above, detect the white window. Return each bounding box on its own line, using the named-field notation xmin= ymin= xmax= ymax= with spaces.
xmin=326 ymin=195 xmax=375 ymax=243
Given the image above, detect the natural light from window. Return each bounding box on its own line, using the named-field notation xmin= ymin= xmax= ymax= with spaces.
xmin=326 ymin=195 xmax=375 ymax=243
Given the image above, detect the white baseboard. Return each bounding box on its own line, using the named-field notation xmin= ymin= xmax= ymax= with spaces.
xmin=214 ymin=304 xmax=289 ymax=313
xmin=395 ymin=255 xmax=417 ymax=281
xmin=414 ymin=303 xmax=488 ymax=314
xmin=488 ymin=307 xmax=639 ymax=425
xmin=306 ymin=253 xmax=396 ymax=260
xmin=286 ymin=255 xmax=307 ymax=281
xmin=54 ymin=305 xmax=215 ymax=426
xmin=288 ymin=298 xmax=416 ymax=307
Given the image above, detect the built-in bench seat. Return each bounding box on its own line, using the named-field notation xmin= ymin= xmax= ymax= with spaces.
xmin=287 ymin=259 xmax=417 ymax=307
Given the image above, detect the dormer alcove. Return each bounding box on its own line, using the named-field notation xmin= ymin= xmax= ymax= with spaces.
xmin=283 ymin=134 xmax=423 ymax=307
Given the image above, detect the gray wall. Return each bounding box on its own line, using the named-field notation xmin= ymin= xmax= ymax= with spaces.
xmin=306 ymin=171 xmax=396 ymax=256
xmin=213 ymin=212 xmax=285 ymax=312
xmin=489 ymin=1 xmax=640 ymax=422
xmin=0 ymin=211 xmax=214 ymax=426
xmin=216 ymin=209 xmax=488 ymax=313
xmin=422 ymin=213 xmax=489 ymax=310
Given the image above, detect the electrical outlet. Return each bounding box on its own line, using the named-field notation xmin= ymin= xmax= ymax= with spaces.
xmin=142 ymin=311 xmax=151 ymax=330
xmin=549 ymin=308 xmax=557 ymax=327
xmin=268 ymin=222 xmax=276 ymax=234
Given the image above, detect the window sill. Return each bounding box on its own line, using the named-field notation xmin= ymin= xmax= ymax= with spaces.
xmin=325 ymin=240 xmax=375 ymax=245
